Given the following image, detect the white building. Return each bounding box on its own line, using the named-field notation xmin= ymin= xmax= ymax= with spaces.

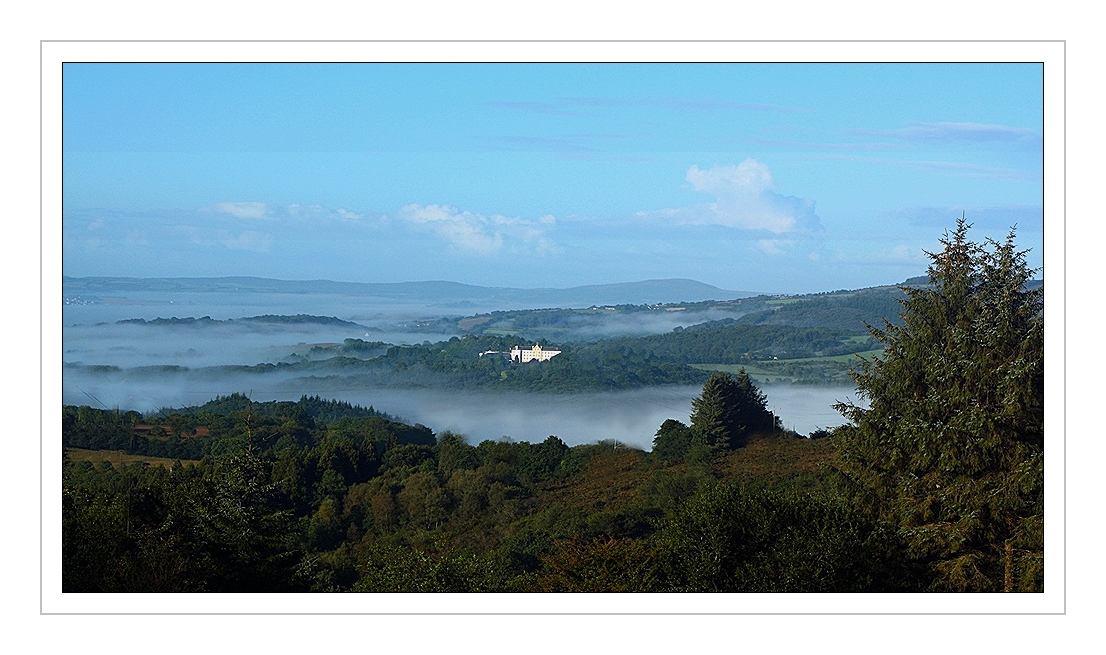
xmin=510 ymin=344 xmax=562 ymax=363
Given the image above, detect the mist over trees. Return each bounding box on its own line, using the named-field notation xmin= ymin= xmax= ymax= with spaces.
xmin=61 ymin=221 xmax=1044 ymax=593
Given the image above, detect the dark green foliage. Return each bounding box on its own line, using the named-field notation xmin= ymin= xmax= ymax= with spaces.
xmin=179 ymin=451 xmax=308 ymax=591
xmin=63 ymin=453 xmax=310 ymax=592
xmin=834 ymin=220 xmax=1044 ymax=592
xmin=651 ymin=483 xmax=914 ymax=592
xmin=307 ymin=338 xmax=391 ymax=359
xmin=689 ymin=370 xmax=779 ymax=452
xmin=63 ymin=396 xmax=898 ymax=592
xmin=62 ymin=405 xmax=144 ymax=452
xmin=652 ymin=419 xmax=693 ymax=463
xmin=515 ymin=436 xmax=570 ymax=484
xmin=352 ymin=544 xmax=503 ymax=592
xmin=181 ymin=393 xmax=398 ymax=423
xmin=639 ymin=469 xmax=710 ymax=515
xmin=624 ymin=322 xmax=868 ymax=364
xmin=434 ymin=431 xmax=480 ymax=477
xmin=381 ymin=444 xmax=435 ymax=475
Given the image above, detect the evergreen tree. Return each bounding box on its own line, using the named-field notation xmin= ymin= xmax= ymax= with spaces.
xmin=834 ymin=219 xmax=1044 ymax=591
xmin=689 ymin=370 xmax=777 ymax=452
xmin=652 ymin=419 xmax=692 ymax=462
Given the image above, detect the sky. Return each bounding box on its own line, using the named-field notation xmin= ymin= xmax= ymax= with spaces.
xmin=62 ymin=63 xmax=1044 ymax=294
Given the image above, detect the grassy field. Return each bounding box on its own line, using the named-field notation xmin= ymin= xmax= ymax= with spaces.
xmin=771 ymin=348 xmax=885 ymax=364
xmin=65 ymin=448 xmax=199 ymax=469
xmin=689 ymin=348 xmax=883 ymax=385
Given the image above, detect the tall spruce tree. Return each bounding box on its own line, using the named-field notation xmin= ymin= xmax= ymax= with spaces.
xmin=690 ymin=370 xmax=777 ymax=451
xmin=834 ymin=219 xmax=1044 ymax=591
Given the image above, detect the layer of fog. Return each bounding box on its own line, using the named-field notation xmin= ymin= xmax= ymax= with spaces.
xmin=61 ymin=286 xmax=863 ymax=449
xmin=524 ymin=308 xmax=756 ymax=341
xmin=62 ymin=289 xmax=762 ymax=370
xmin=63 ymin=291 xmax=465 ymax=333
xmin=63 ymin=365 xmax=863 ymax=450
xmin=62 ymin=320 xmax=458 ymax=369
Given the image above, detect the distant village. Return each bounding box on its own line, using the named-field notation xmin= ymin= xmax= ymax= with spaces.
xmin=479 ymin=343 xmax=562 ymax=363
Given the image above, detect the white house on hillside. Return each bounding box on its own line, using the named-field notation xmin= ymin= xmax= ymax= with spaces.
xmin=510 ymin=344 xmax=562 ymax=363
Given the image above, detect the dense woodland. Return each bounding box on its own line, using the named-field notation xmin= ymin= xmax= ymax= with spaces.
xmin=65 ymin=388 xmax=906 ymax=592
xmin=62 ymin=222 xmax=1043 ymax=592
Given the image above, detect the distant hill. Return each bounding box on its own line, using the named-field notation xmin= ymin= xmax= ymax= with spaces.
xmin=63 ymin=276 xmax=757 ymax=307
xmin=117 ymin=314 xmax=366 ymax=328
xmin=736 ymin=286 xmax=909 ymax=332
xmin=731 ymin=277 xmax=1043 ymax=332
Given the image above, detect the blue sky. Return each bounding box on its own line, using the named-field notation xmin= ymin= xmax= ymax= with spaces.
xmin=62 ymin=63 xmax=1043 ymax=294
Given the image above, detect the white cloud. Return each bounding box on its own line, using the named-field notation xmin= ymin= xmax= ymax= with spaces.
xmin=641 ymin=159 xmax=823 ymax=234
xmin=213 ymin=202 xmax=269 ymax=219
xmin=686 ymin=160 xmax=774 ymax=197
xmin=397 ymin=204 xmax=555 ymax=255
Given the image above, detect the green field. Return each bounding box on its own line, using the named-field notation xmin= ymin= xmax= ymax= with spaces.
xmin=770 ymin=348 xmax=885 ymax=363
xmin=689 ymin=348 xmax=883 ymax=384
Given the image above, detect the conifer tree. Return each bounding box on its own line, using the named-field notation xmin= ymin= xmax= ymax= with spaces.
xmin=652 ymin=418 xmax=693 ymax=462
xmin=690 ymin=369 xmax=777 ymax=451
xmin=834 ymin=219 xmax=1044 ymax=591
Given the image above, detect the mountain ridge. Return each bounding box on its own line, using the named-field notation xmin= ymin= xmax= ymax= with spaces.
xmin=63 ymin=275 xmax=760 ymax=307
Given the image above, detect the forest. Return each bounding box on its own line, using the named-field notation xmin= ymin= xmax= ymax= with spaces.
xmin=61 ymin=222 xmax=1044 ymax=593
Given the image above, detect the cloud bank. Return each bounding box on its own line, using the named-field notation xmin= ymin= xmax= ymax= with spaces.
xmin=639 ymin=159 xmax=823 ymax=235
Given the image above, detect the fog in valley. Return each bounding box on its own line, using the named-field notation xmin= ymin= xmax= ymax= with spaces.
xmin=62 ymin=284 xmax=864 ymax=449
xmin=518 ymin=307 xmax=759 ymax=341
xmin=63 ymin=364 xmax=861 ymax=450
